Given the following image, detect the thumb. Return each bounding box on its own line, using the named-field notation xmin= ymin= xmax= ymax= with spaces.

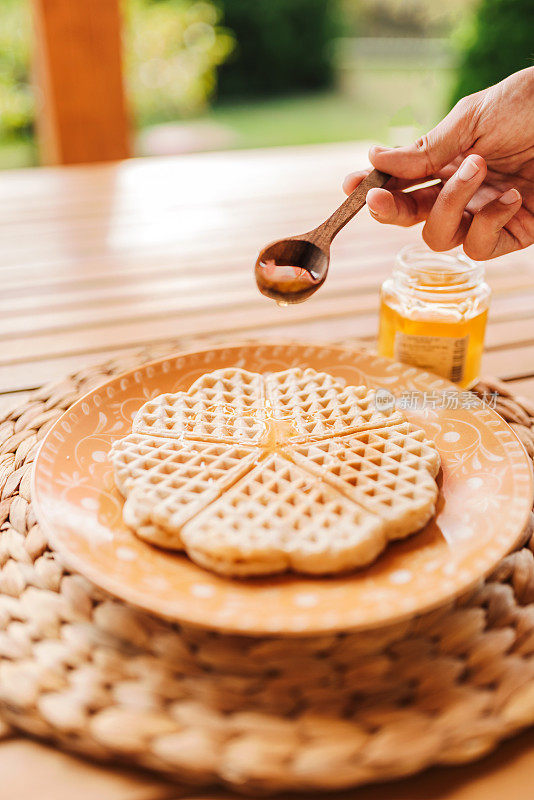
xmin=369 ymin=101 xmax=474 ymax=180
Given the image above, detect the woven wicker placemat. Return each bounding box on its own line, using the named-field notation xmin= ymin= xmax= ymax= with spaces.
xmin=1 ymin=341 xmax=534 ymax=794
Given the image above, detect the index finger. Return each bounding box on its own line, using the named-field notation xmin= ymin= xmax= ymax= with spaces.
xmin=422 ymin=155 xmax=487 ymax=251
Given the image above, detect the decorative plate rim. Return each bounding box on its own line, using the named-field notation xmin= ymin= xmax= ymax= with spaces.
xmin=32 ymin=341 xmax=534 ymax=636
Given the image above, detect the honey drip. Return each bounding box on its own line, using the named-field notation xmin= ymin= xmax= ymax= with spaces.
xmin=203 ymin=401 xmax=321 ymax=452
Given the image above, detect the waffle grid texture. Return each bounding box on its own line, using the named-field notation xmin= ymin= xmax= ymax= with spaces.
xmin=0 ymin=341 xmax=534 ymax=793
xmin=111 ymin=367 xmax=438 ymax=576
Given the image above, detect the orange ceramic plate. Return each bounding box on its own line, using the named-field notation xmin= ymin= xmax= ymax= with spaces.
xmin=32 ymin=343 xmax=533 ymax=635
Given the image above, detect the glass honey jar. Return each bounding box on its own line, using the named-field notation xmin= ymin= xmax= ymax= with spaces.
xmin=378 ymin=245 xmax=491 ymax=388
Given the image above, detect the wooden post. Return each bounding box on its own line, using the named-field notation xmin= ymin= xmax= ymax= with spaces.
xmin=32 ymin=0 xmax=130 ymax=165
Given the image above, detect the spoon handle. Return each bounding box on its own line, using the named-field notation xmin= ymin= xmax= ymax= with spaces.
xmin=312 ymin=168 xmax=390 ymax=245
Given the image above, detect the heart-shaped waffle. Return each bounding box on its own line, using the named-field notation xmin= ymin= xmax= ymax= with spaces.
xmin=110 ymin=368 xmax=440 ymax=576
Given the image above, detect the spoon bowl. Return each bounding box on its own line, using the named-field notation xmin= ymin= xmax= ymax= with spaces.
xmin=255 ymin=169 xmax=389 ymax=304
xmin=255 ymin=238 xmax=329 ymax=305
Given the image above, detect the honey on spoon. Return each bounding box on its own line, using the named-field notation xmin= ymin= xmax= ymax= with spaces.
xmin=255 ymin=169 xmax=389 ymax=304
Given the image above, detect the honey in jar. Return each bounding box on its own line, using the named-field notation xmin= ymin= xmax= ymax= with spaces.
xmin=378 ymin=245 xmax=491 ymax=388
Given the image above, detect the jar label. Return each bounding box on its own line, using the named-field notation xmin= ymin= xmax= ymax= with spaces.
xmin=394 ymin=332 xmax=469 ymax=383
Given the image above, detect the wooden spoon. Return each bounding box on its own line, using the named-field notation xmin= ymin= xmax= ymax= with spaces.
xmin=255 ymin=169 xmax=389 ymax=305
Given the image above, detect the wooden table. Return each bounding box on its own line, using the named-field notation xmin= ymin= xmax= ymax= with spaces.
xmin=1 ymin=142 xmax=534 ymax=798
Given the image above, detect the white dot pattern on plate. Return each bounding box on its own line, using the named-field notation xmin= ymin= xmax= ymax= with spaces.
xmin=389 ymin=570 xmax=413 ymax=585
xmin=190 ymin=584 xmax=215 ymax=599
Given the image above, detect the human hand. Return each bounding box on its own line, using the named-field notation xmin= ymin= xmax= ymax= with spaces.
xmin=343 ymin=67 xmax=534 ymax=259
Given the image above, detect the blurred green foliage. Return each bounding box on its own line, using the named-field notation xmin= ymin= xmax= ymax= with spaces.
xmin=451 ymin=0 xmax=534 ymax=104
xmin=126 ymin=0 xmax=234 ymax=126
xmin=0 ymin=0 xmax=234 ymax=141
xmin=0 ymin=0 xmax=32 ymax=138
xmin=215 ymin=0 xmax=343 ymax=99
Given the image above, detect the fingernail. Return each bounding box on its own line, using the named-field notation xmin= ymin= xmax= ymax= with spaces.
xmin=499 ymin=188 xmax=520 ymax=204
xmin=342 ymin=172 xmax=357 ymax=193
xmin=369 ymin=145 xmax=391 ymax=157
xmin=458 ymin=156 xmax=480 ymax=181
xmin=366 ymin=196 xmax=381 ymax=217
xmin=368 ymin=205 xmax=382 ymax=219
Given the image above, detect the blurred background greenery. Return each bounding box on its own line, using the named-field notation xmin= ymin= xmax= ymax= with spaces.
xmin=0 ymin=0 xmax=532 ymax=168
